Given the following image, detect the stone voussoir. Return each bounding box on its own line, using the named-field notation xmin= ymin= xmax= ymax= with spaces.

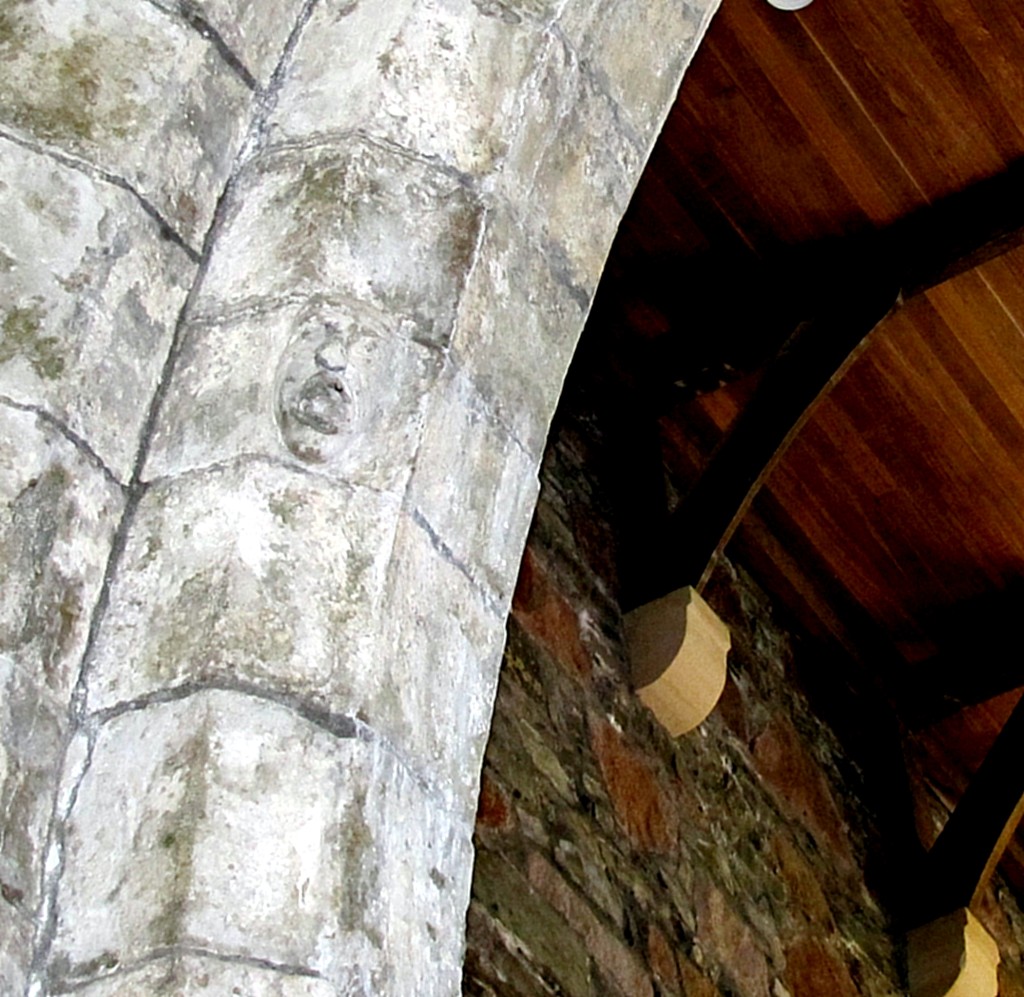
xmin=0 ymin=137 xmax=196 ymax=481
xmin=49 ymin=690 xmax=475 ymax=995
xmin=0 ymin=0 xmax=254 ymax=248
xmin=407 ymin=362 xmax=540 ymax=610
xmin=267 ymin=0 xmax=550 ymax=180
xmin=0 ymin=404 xmax=124 ymax=939
xmin=188 ymin=136 xmax=484 ymax=350
xmin=144 ymin=295 xmax=444 ymax=495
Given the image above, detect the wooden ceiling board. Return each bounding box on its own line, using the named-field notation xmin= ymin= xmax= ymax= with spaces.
xmin=879 ymin=304 xmax=1024 ymax=570
xmin=798 ymin=0 xmax=1014 ymax=195
xmin=723 ymin=2 xmax=924 ymax=226
xmin=768 ymin=314 xmax=1020 ymax=636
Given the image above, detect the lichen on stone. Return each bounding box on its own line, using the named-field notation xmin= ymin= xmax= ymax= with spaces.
xmin=0 ymin=16 xmax=139 ymax=149
xmin=0 ymin=302 xmax=64 ymax=379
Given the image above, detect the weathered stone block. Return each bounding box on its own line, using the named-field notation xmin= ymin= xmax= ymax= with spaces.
xmin=0 ymin=405 xmax=123 ymax=934
xmin=407 ymin=364 xmax=539 ymax=606
xmin=87 ymin=460 xmax=398 ymax=714
xmin=50 ymin=691 xmax=474 ymax=994
xmin=783 ymin=936 xmax=860 ymax=997
xmin=483 ymin=27 xmax=641 ymax=294
xmin=0 ymin=0 xmax=253 ymax=246
xmin=520 ymin=57 xmax=642 ymax=298
xmin=527 ymin=852 xmax=653 ymax=997
xmin=450 ymin=204 xmax=590 ymax=459
xmin=192 ymin=139 xmax=483 ymax=348
xmin=145 ymin=298 xmax=442 ymax=494
xmin=0 ymin=664 xmax=65 ymax=918
xmin=0 ymin=140 xmax=195 ymax=479
xmin=0 ymin=903 xmax=32 ymax=997
xmin=0 ymin=404 xmax=123 ymax=706
xmin=147 ymin=0 xmax=308 ymax=87
xmin=695 ymin=877 xmax=771 ymax=997
xmin=379 ymin=510 xmax=508 ymax=806
xmin=269 ymin=0 xmax=546 ymax=178
xmin=590 ymin=716 xmax=678 ymax=854
xmin=472 ymin=852 xmax=592 ymax=997
xmin=559 ymin=0 xmax=720 ymax=151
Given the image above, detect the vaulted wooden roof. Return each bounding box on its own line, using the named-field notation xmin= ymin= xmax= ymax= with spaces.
xmin=588 ymin=0 xmax=1024 ymax=913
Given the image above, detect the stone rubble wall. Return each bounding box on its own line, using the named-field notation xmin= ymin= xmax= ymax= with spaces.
xmin=0 ymin=0 xmax=720 ymax=993
xmin=464 ymin=375 xmax=1024 ymax=997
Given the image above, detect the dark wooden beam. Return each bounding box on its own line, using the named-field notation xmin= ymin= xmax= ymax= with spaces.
xmin=916 ymin=693 xmax=1024 ymax=922
xmin=897 ymin=580 xmax=1024 ymax=727
xmin=624 ymin=161 xmax=1024 ymax=608
xmin=896 ymin=160 xmax=1024 ymax=298
xmin=626 ymin=268 xmax=900 ymax=607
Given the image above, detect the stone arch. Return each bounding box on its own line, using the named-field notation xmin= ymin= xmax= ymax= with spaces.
xmin=0 ymin=0 xmax=721 ymax=992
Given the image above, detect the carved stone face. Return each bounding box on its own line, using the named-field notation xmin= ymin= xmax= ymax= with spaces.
xmin=275 ymin=318 xmax=354 ymax=465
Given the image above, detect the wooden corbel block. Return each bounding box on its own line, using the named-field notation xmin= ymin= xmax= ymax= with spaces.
xmin=907 ymin=909 xmax=1000 ymax=997
xmin=624 ymin=586 xmax=731 ymax=736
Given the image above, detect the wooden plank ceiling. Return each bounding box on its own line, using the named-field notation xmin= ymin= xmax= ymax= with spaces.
xmin=590 ymin=0 xmax=1024 ymax=902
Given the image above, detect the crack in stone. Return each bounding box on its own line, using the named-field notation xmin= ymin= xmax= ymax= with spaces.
xmin=141 ymin=0 xmax=259 ymax=93
xmin=410 ymin=506 xmax=505 ymax=619
xmin=87 ymin=679 xmax=469 ymax=818
xmin=48 ymin=943 xmax=325 ymax=993
xmin=0 ymin=127 xmax=201 ymax=263
xmin=232 ymin=0 xmax=324 ymax=168
xmin=90 ymin=679 xmax=360 ymax=742
xmin=0 ymin=396 xmax=125 ymax=491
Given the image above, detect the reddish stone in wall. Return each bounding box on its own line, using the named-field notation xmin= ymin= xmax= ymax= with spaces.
xmin=511 ymin=546 xmax=591 ymax=679
xmin=695 ymin=877 xmax=770 ymax=997
xmin=590 ymin=717 xmax=676 ymax=853
xmin=752 ymin=716 xmax=854 ymax=871
xmin=679 ymin=957 xmax=721 ymax=997
xmin=476 ymin=772 xmax=513 ymax=832
xmin=770 ymin=834 xmax=834 ymax=931
xmin=782 ymin=937 xmax=859 ymax=997
xmin=647 ymin=923 xmax=681 ymax=995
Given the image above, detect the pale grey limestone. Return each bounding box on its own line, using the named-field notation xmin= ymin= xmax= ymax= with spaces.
xmin=144 ymin=297 xmax=443 ymax=494
xmin=450 ymin=204 xmax=590 ymax=458
xmin=87 ymin=462 xmax=505 ymax=806
xmin=0 ymin=0 xmax=253 ymax=248
xmin=190 ymin=138 xmax=483 ymax=349
xmin=267 ymin=0 xmax=546 ymax=179
xmin=0 ymin=406 xmax=124 ymax=926
xmin=67 ymin=955 xmax=338 ymax=996
xmin=515 ymin=44 xmax=643 ymax=297
xmin=86 ymin=460 xmax=399 ymax=715
xmin=145 ymin=0 xmax=309 ymax=87
xmin=560 ymin=0 xmax=720 ymax=150
xmin=0 ymin=903 xmax=32 ymax=996
xmin=379 ymin=510 xmax=508 ymax=805
xmin=407 ymin=364 xmax=540 ymax=607
xmin=0 ymin=139 xmax=195 ymax=480
xmin=50 ymin=692 xmax=473 ymax=996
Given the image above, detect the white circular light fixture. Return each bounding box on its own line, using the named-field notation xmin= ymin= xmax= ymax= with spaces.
xmin=766 ymin=0 xmax=814 ymax=9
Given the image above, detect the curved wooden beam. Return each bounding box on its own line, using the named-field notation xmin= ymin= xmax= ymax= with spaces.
xmin=625 ymin=160 xmax=1024 ymax=610
xmin=918 ymin=693 xmax=1024 ymax=921
xmin=628 ymin=273 xmax=899 ymax=608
